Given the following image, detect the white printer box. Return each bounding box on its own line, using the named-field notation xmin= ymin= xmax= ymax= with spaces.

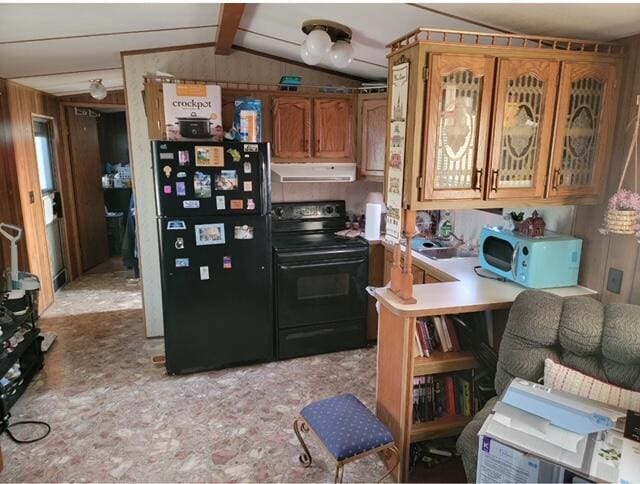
xmin=476 ymin=379 xmax=632 ymax=483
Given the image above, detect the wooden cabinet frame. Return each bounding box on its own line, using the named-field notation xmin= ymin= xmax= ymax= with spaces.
xmin=546 ymin=61 xmax=618 ymax=200
xmin=312 ymin=97 xmax=354 ymax=160
xmin=487 ymin=58 xmax=560 ymax=200
xmin=272 ymin=96 xmax=312 ymax=159
xmin=358 ymin=93 xmax=387 ymax=178
xmin=388 ymin=40 xmax=622 ymax=211
xmin=421 ymin=54 xmax=495 ymax=201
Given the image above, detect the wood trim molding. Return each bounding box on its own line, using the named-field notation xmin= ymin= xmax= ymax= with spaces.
xmin=215 ymin=4 xmax=246 ymax=55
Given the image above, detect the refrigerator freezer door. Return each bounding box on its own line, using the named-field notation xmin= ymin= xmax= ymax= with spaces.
xmin=152 ymin=141 xmax=269 ymax=217
xmin=158 ymin=215 xmax=273 ymax=374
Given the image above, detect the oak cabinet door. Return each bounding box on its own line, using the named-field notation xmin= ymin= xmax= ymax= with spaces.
xmin=313 ymin=98 xmax=354 ymax=160
xmin=487 ymin=58 xmax=559 ymax=200
xmin=421 ymin=54 xmax=495 ymax=201
xmin=547 ymin=62 xmax=617 ymax=199
xmin=272 ymin=96 xmax=311 ymax=158
xmin=360 ymin=98 xmax=387 ymax=176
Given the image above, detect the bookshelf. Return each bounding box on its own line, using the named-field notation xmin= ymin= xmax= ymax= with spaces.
xmin=413 ymin=351 xmax=478 ymax=377
xmin=376 ymin=304 xmax=482 ymax=482
xmin=410 ymin=415 xmax=474 ymax=443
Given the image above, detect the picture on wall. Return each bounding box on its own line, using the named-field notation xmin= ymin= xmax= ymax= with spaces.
xmin=194 ymin=223 xmax=226 ymax=246
xmin=215 ymin=170 xmax=238 ymax=191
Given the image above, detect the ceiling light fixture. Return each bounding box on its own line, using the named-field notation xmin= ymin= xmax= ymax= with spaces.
xmin=300 ymin=20 xmax=354 ymax=69
xmin=89 ymin=79 xmax=107 ymax=100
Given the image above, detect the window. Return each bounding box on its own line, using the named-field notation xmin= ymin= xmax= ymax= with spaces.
xmin=33 ymin=119 xmax=56 ymax=193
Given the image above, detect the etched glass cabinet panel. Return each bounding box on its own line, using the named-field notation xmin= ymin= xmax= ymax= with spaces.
xmin=488 ymin=59 xmax=559 ymax=199
xmin=422 ymin=54 xmax=495 ymax=200
xmin=548 ymin=62 xmax=617 ymax=199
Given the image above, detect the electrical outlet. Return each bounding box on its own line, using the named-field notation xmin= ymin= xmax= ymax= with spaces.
xmin=607 ymin=268 xmax=623 ymax=294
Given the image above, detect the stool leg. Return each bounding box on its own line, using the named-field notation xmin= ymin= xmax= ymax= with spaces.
xmin=334 ymin=463 xmax=344 ymax=484
xmin=293 ymin=417 xmax=312 ymax=467
xmin=377 ymin=445 xmax=400 ymax=483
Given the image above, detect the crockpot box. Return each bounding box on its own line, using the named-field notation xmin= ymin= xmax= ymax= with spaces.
xmin=163 ymin=83 xmax=223 ymax=141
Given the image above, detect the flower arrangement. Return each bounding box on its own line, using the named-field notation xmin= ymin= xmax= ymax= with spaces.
xmin=599 ymin=189 xmax=640 ymax=238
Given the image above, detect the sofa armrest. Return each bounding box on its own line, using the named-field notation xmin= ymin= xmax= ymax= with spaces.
xmin=456 ymin=396 xmax=498 ymax=483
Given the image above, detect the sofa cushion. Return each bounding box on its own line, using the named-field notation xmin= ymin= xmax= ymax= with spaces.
xmin=544 ymin=358 xmax=640 ymax=412
xmin=300 ymin=393 xmax=393 ymax=462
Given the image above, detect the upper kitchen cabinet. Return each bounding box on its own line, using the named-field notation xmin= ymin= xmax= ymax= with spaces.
xmin=546 ymin=62 xmax=618 ymax=200
xmin=358 ymin=94 xmax=387 ymax=178
xmin=272 ymin=96 xmax=312 ymax=159
xmin=386 ymin=28 xmax=622 ymax=210
xmin=421 ymin=54 xmax=495 ymax=201
xmin=487 ymin=58 xmax=560 ymax=200
xmin=313 ymin=97 xmax=354 ymax=160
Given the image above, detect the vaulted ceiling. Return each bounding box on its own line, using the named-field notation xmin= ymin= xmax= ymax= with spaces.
xmin=1 ymin=3 xmax=640 ymax=96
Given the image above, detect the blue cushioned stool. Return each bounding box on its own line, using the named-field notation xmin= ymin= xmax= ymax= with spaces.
xmin=293 ymin=393 xmax=399 ymax=483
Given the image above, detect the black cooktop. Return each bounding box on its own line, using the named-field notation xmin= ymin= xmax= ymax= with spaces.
xmin=272 ymin=233 xmax=369 ymax=252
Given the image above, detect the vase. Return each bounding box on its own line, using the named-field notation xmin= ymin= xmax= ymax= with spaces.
xmin=605 ymin=209 xmax=638 ymax=235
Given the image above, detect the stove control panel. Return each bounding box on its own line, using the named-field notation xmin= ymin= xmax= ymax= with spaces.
xmin=272 ymin=201 xmax=345 ymax=220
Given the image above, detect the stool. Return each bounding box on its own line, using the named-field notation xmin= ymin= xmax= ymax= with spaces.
xmin=293 ymin=394 xmax=399 ymax=483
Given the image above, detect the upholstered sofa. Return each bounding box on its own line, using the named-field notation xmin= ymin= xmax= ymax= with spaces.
xmin=456 ymin=289 xmax=640 ymax=482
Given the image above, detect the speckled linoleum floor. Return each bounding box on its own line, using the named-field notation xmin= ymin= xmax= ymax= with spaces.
xmin=1 ymin=262 xmax=385 ymax=482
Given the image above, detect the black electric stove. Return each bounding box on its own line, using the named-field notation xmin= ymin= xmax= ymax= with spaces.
xmin=271 ymin=201 xmax=369 ymax=359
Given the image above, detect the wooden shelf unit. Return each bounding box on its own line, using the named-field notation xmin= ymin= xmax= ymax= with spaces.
xmin=413 ymin=350 xmax=478 ymax=377
xmin=410 ymin=415 xmax=474 ymax=443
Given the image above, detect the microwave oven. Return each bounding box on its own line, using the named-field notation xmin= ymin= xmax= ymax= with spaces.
xmin=479 ymin=226 xmax=582 ymax=288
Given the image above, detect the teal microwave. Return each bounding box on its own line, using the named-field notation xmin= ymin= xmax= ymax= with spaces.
xmin=479 ymin=226 xmax=582 ymax=288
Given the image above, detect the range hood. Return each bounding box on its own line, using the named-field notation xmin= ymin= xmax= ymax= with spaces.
xmin=271 ymin=163 xmax=356 ymax=183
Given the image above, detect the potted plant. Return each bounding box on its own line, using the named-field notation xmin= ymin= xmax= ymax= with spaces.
xmin=599 ymin=189 xmax=640 ymax=237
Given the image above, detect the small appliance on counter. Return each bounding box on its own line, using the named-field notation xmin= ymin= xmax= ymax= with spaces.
xmin=272 ymin=201 xmax=369 ymax=359
xmin=479 ymin=226 xmax=582 ymax=288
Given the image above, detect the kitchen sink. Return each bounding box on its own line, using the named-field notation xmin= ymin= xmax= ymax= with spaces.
xmin=418 ymin=246 xmax=476 ymax=260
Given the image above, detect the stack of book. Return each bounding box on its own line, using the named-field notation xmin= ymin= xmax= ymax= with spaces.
xmin=414 ymin=316 xmax=462 ymax=357
xmin=412 ymin=372 xmax=474 ymax=423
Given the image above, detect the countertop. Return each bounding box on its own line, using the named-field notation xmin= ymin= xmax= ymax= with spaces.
xmin=374 ymin=241 xmax=597 ymax=317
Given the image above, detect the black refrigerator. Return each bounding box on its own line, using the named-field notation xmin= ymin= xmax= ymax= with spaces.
xmin=152 ymin=141 xmax=273 ymax=375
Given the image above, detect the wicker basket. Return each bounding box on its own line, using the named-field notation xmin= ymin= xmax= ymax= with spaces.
xmin=605 ymin=209 xmax=639 ymax=235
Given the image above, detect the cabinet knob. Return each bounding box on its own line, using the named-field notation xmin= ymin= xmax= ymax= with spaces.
xmin=474 ymin=169 xmax=483 ymax=191
xmin=552 ymin=168 xmax=561 ymax=190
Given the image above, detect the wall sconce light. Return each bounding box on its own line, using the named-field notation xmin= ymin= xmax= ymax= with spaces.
xmin=300 ymin=20 xmax=354 ymax=68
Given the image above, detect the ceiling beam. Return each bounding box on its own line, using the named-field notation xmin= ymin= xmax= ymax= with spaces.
xmin=215 ymin=3 xmax=246 ymax=55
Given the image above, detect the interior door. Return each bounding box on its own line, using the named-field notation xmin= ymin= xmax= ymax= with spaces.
xmin=33 ymin=118 xmax=66 ymax=290
xmin=547 ymin=61 xmax=618 ymax=199
xmin=272 ymin=96 xmax=311 ymax=158
xmin=421 ymin=54 xmax=495 ymax=201
xmin=313 ymin=97 xmax=354 ymax=160
xmin=66 ymin=107 xmax=109 ymax=271
xmin=487 ymin=58 xmax=559 ymax=200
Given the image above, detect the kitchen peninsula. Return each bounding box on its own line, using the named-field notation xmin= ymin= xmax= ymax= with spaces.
xmin=372 ymin=245 xmax=595 ymax=481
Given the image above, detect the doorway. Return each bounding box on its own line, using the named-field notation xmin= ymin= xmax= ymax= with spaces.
xmin=63 ymin=105 xmax=136 ymax=278
xmin=33 ymin=117 xmax=67 ymax=291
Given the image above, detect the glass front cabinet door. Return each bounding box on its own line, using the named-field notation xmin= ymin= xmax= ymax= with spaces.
xmin=421 ymin=54 xmax=495 ymax=201
xmin=487 ymin=58 xmax=560 ymax=200
xmin=547 ymin=62 xmax=617 ymax=199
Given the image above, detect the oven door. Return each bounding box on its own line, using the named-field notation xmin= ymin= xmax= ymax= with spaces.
xmin=480 ymin=234 xmax=519 ymax=281
xmin=275 ymin=248 xmax=368 ymax=329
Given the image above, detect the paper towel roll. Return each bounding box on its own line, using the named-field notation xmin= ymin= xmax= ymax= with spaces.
xmin=365 ymin=203 xmax=382 ymax=240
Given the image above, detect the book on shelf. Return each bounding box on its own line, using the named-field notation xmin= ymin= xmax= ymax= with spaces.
xmin=415 ymin=315 xmax=465 ymax=357
xmin=412 ymin=371 xmax=475 ymax=423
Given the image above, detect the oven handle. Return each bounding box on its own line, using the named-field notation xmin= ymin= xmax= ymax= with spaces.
xmin=511 ymin=242 xmax=519 ymax=280
xmin=278 ymin=257 xmax=367 ymax=271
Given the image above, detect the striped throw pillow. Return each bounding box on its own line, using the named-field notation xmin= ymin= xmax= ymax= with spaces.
xmin=544 ymin=358 xmax=640 ymax=412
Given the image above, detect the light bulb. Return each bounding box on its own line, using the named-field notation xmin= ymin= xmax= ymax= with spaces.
xmin=89 ymin=79 xmax=107 ymax=100
xmin=300 ymin=39 xmax=323 ymax=65
xmin=329 ymin=40 xmax=354 ymax=69
xmin=305 ymin=28 xmax=332 ymax=57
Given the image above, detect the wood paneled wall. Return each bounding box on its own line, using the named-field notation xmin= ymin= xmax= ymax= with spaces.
xmin=574 ymin=34 xmax=640 ymax=303
xmin=1 ymin=80 xmax=65 ymax=310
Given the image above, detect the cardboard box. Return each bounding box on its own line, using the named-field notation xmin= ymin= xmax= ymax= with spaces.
xmin=163 ymin=83 xmax=222 ymax=141
xmin=476 ymin=378 xmax=633 ymax=483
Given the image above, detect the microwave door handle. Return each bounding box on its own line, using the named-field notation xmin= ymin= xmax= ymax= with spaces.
xmin=511 ymin=242 xmax=519 ymax=280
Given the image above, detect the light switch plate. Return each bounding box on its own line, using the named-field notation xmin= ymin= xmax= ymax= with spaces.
xmin=607 ymin=268 xmax=623 ymax=294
